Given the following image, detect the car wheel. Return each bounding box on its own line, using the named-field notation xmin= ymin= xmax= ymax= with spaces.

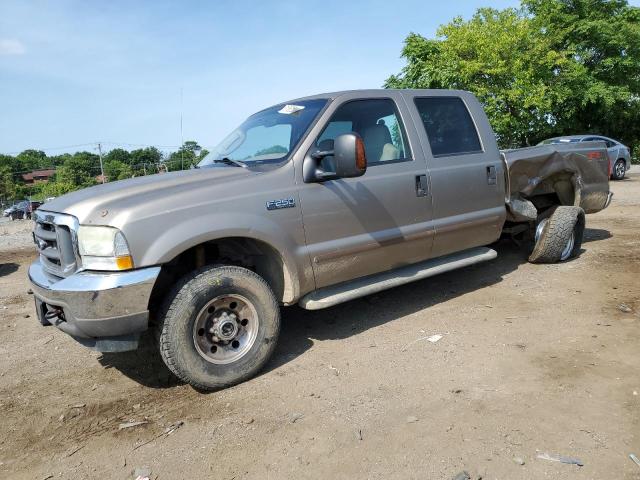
xmin=528 ymin=206 xmax=585 ymax=264
xmin=612 ymin=159 xmax=626 ymax=180
xmin=157 ymin=265 xmax=280 ymax=391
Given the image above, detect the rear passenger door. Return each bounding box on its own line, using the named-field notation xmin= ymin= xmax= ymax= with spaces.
xmin=405 ymin=92 xmax=506 ymax=258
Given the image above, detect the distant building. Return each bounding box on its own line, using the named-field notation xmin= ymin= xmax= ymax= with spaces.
xmin=22 ymin=169 xmax=55 ymax=184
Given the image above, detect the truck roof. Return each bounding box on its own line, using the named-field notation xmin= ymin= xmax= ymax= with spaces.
xmin=283 ymin=88 xmax=472 ymax=104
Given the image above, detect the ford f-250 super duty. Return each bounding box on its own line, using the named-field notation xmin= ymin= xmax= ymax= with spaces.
xmin=28 ymin=89 xmax=612 ymax=390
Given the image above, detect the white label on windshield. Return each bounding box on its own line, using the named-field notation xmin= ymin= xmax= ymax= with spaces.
xmin=278 ymin=104 xmax=305 ymax=115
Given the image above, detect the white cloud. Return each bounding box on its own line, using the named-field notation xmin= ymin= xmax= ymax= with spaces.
xmin=0 ymin=39 xmax=26 ymax=55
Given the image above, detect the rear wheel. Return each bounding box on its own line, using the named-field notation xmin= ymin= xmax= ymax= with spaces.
xmin=528 ymin=206 xmax=585 ymax=263
xmin=612 ymin=159 xmax=626 ymax=180
xmin=157 ymin=265 xmax=280 ymax=390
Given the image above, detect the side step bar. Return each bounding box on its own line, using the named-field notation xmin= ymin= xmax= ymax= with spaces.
xmin=299 ymin=247 xmax=497 ymax=310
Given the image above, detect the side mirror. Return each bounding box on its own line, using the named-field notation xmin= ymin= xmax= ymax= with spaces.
xmin=303 ymin=133 xmax=367 ymax=183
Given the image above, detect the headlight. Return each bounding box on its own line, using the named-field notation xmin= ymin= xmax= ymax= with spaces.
xmin=77 ymin=226 xmax=134 ymax=271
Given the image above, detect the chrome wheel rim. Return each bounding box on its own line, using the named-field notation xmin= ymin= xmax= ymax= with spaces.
xmin=535 ymin=218 xmax=548 ymax=244
xmin=615 ymin=162 xmax=625 ymax=178
xmin=192 ymin=294 xmax=259 ymax=364
xmin=559 ymin=231 xmax=575 ymax=261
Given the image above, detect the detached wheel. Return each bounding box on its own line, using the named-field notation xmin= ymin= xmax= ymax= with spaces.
xmin=158 ymin=265 xmax=280 ymax=390
xmin=528 ymin=206 xmax=585 ymax=264
xmin=612 ymin=159 xmax=626 ymax=180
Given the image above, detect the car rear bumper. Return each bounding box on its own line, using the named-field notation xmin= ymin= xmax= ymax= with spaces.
xmin=28 ymin=260 xmax=160 ymax=351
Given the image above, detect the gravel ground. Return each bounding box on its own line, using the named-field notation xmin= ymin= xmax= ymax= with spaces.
xmin=0 ymin=216 xmax=36 ymax=250
xmin=0 ymin=168 xmax=638 ymax=479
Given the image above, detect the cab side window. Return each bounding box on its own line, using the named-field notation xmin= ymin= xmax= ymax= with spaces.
xmin=315 ymin=99 xmax=410 ymax=169
xmin=414 ymin=97 xmax=483 ymax=157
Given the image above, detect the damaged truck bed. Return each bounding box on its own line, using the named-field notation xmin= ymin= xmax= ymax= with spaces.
xmin=504 ymin=142 xmax=612 ymax=223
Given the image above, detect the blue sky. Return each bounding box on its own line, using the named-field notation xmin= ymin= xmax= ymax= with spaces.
xmin=0 ymin=0 xmax=634 ymax=156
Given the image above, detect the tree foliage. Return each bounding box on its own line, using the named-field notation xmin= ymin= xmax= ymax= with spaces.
xmin=0 ymin=143 xmax=205 ymax=204
xmin=385 ymin=0 xmax=640 ymax=152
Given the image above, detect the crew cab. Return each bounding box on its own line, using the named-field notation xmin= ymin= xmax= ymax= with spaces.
xmin=28 ymin=90 xmax=611 ymax=390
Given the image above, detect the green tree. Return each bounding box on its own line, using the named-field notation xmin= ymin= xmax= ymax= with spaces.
xmin=167 ymin=141 xmax=207 ymax=170
xmin=104 ymin=160 xmax=133 ymax=181
xmin=41 ymin=180 xmax=76 ymax=197
xmin=0 ymin=164 xmax=17 ymax=200
xmin=524 ymin=0 xmax=640 ymax=150
xmin=104 ymin=148 xmax=131 ymax=165
xmin=56 ymin=152 xmax=98 ymax=187
xmin=16 ymin=149 xmax=49 ymax=171
xmin=386 ymin=0 xmax=640 ymax=152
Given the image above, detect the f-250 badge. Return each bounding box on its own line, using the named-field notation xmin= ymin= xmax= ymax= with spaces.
xmin=266 ymin=198 xmax=295 ymax=211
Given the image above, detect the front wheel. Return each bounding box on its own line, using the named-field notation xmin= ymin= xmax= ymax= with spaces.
xmin=157 ymin=265 xmax=280 ymax=390
xmin=612 ymin=159 xmax=626 ymax=180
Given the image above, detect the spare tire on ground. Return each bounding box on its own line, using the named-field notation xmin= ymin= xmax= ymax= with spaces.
xmin=528 ymin=206 xmax=585 ymax=264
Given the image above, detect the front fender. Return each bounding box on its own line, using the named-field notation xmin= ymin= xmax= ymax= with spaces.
xmin=133 ymin=212 xmax=311 ymax=303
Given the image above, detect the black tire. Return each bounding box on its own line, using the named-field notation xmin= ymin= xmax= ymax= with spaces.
xmin=157 ymin=265 xmax=280 ymax=391
xmin=528 ymin=206 xmax=585 ymax=264
xmin=612 ymin=159 xmax=626 ymax=180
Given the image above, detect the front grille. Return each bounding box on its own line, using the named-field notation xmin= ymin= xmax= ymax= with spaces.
xmin=33 ymin=212 xmax=79 ymax=278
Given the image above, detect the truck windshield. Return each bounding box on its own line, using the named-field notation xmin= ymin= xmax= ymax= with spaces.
xmin=199 ymin=99 xmax=327 ymax=167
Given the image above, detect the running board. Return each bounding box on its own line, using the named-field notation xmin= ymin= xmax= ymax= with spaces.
xmin=299 ymin=247 xmax=497 ymax=310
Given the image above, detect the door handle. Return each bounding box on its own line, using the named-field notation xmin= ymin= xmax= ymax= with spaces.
xmin=415 ymin=174 xmax=428 ymax=197
xmin=486 ymin=165 xmax=497 ymax=185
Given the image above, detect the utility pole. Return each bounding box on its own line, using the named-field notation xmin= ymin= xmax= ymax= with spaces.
xmin=97 ymin=142 xmax=106 ymax=184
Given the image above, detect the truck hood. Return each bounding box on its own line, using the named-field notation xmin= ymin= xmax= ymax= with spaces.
xmin=43 ymin=167 xmax=256 ymax=225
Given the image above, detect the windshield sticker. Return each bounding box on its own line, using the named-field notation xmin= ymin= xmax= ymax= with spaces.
xmin=278 ymin=104 xmax=305 ymax=115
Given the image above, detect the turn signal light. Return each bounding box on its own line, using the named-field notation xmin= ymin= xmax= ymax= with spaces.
xmin=116 ymin=255 xmax=134 ymax=270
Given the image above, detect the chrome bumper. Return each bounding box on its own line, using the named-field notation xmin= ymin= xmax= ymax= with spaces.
xmin=28 ymin=260 xmax=160 ymax=342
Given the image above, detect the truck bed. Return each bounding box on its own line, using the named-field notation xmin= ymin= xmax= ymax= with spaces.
xmin=502 ymin=141 xmax=611 ymax=219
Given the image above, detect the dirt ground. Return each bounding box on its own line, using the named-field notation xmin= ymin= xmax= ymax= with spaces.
xmin=0 ymin=168 xmax=639 ymax=480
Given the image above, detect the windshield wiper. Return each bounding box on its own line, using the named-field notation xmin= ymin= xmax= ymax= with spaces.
xmin=212 ymin=157 xmax=248 ymax=168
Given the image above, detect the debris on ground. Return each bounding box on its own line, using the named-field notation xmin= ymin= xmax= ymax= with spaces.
xmin=618 ymin=303 xmax=633 ymax=313
xmin=452 ymin=471 xmax=470 ymax=480
xmin=71 ymin=403 xmax=86 ymax=408
xmin=356 ymin=429 xmax=363 ymax=441
xmin=629 ymin=453 xmax=640 ymax=468
xmin=290 ymin=413 xmax=304 ymax=423
xmin=328 ymin=365 xmax=339 ymax=376
xmin=513 ymin=457 xmax=525 ymax=465
xmin=537 ymin=452 xmax=584 ymax=466
xmin=401 ymin=333 xmax=444 ymax=351
xmin=406 ymin=416 xmax=418 ymax=423
xmin=119 ymin=421 xmax=148 ymax=430
xmin=164 ymin=420 xmax=184 ymax=435
xmin=133 ymin=466 xmax=151 ymax=480
xmin=131 ymin=421 xmax=184 ymax=451
xmin=64 ymin=445 xmax=84 ymax=457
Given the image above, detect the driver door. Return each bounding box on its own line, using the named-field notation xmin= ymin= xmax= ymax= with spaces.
xmin=298 ymin=93 xmax=434 ymax=289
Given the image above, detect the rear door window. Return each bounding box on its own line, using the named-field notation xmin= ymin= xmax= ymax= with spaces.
xmin=414 ymin=97 xmax=482 ymax=157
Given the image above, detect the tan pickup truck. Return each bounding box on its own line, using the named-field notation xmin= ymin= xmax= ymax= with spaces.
xmin=28 ymin=89 xmax=612 ymax=390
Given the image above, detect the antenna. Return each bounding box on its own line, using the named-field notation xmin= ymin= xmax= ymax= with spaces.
xmin=180 ymin=87 xmax=184 ymax=170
